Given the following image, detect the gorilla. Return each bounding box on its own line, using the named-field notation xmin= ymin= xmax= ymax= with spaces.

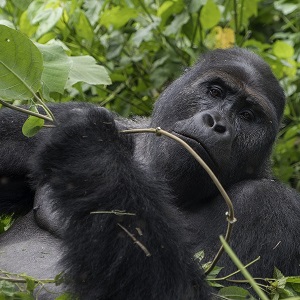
xmin=0 ymin=48 xmax=300 ymax=299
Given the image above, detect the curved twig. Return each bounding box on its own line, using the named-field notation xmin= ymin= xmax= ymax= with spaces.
xmin=121 ymin=127 xmax=236 ymax=274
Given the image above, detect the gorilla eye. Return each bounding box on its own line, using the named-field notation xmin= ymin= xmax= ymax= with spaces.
xmin=239 ymin=110 xmax=255 ymax=121
xmin=209 ymin=86 xmax=223 ymax=98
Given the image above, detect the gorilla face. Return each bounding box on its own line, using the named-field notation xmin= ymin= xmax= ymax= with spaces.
xmin=147 ymin=48 xmax=285 ymax=206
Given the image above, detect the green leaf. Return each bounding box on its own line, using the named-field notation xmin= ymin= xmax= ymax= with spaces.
xmin=19 ymin=10 xmax=38 ymax=37
xmin=66 ymin=56 xmax=111 ymax=87
xmin=73 ymin=10 xmax=94 ymax=45
xmin=132 ymin=17 xmax=160 ymax=47
xmin=0 ymin=19 xmax=15 ymax=28
xmin=218 ymin=286 xmax=257 ymax=299
xmin=12 ymin=292 xmax=34 ymax=300
xmin=25 ymin=277 xmax=36 ymax=292
xmin=277 ymin=277 xmax=287 ymax=289
xmin=243 ymin=39 xmax=271 ymax=51
xmin=54 ymin=271 xmax=65 ymax=286
xmin=22 ymin=116 xmax=45 ymax=137
xmin=54 ymin=293 xmax=73 ymax=300
xmin=163 ymin=11 xmax=190 ymax=36
xmin=11 ymin=0 xmax=31 ymax=10
xmin=100 ymin=7 xmax=138 ymax=29
xmin=274 ymin=2 xmax=299 ymax=15
xmin=206 ymin=265 xmax=224 ymax=288
xmin=150 ymin=60 xmax=182 ymax=89
xmin=28 ymin=0 xmax=63 ymax=39
xmin=0 ymin=215 xmax=12 ymax=233
xmin=83 ymin=0 xmax=104 ymax=26
xmin=286 ymin=276 xmax=300 ymax=293
xmin=0 ymin=280 xmax=16 ymax=296
xmin=0 ymin=25 xmax=43 ymax=101
xmin=36 ymin=43 xmax=72 ymax=96
xmin=240 ymin=0 xmax=259 ymax=29
xmin=284 ymin=125 xmax=300 ymax=140
xmin=286 ymin=276 xmax=300 ymax=284
xmin=273 ymin=267 xmax=285 ymax=279
xmin=157 ymin=0 xmax=184 ymax=26
xmin=206 ymin=266 xmax=223 ymax=278
xmin=200 ymin=0 xmax=221 ymax=30
xmin=188 ymin=0 xmax=206 ymax=13
xmin=273 ymin=41 xmax=294 ymax=58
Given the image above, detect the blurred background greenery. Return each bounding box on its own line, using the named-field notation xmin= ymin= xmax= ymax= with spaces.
xmin=0 ymin=0 xmax=299 ymax=189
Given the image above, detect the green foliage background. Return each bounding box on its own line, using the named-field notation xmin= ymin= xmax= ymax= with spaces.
xmin=0 ymin=0 xmax=299 ymax=188
xmin=0 ymin=1 xmax=300 ymax=298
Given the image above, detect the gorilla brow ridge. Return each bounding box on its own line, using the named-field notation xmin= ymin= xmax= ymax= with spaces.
xmin=195 ymin=71 xmax=278 ymax=123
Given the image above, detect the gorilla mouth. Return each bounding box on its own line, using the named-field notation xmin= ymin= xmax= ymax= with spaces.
xmin=171 ymin=131 xmax=216 ymax=168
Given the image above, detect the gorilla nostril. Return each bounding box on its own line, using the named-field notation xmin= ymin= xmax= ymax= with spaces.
xmin=203 ymin=114 xmax=214 ymax=128
xmin=214 ymin=124 xmax=226 ymax=133
xmin=203 ymin=113 xmax=227 ymax=133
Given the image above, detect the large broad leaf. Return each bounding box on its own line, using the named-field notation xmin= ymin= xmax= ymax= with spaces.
xmin=200 ymin=0 xmax=221 ymax=30
xmin=66 ymin=56 xmax=111 ymax=87
xmin=0 ymin=25 xmax=43 ymax=101
xmin=36 ymin=43 xmax=72 ymax=97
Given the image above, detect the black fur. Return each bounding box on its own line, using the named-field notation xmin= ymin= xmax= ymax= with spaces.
xmin=30 ymin=108 xmax=208 ymax=299
xmin=1 ymin=48 xmax=300 ymax=299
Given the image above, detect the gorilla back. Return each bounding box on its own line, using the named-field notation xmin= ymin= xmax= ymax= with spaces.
xmin=0 ymin=48 xmax=300 ymax=299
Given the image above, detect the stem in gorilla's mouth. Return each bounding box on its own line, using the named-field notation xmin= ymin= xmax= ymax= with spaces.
xmin=171 ymin=131 xmax=216 ymax=168
xmin=120 ymin=127 xmax=237 ymax=275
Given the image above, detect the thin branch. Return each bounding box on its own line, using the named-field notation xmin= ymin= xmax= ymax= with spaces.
xmin=220 ymin=236 xmax=269 ymax=300
xmin=90 ymin=210 xmax=136 ymax=216
xmin=207 ymin=256 xmax=261 ymax=281
xmin=233 ymin=0 xmax=239 ymax=33
xmin=0 ymin=99 xmax=54 ymax=122
xmin=120 ymin=127 xmax=236 ymax=274
xmin=35 ymin=93 xmax=57 ymax=123
xmin=0 ymin=276 xmax=28 ymax=283
xmin=117 ymin=223 xmax=151 ymax=257
xmin=0 ymin=276 xmax=55 ymax=284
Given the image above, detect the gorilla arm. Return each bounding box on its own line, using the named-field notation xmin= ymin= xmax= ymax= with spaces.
xmin=29 ymin=107 xmax=210 ymax=300
xmin=188 ymin=179 xmax=300 ymax=279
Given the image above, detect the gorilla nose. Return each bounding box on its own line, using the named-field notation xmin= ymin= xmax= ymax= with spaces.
xmin=202 ymin=113 xmax=227 ymax=134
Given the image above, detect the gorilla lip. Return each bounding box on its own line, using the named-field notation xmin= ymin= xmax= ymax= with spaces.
xmin=171 ymin=131 xmax=216 ymax=168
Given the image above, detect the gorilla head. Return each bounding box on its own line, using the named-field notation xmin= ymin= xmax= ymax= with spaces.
xmin=147 ymin=48 xmax=285 ymax=206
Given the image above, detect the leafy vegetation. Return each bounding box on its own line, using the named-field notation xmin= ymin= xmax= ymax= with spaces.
xmin=0 ymin=0 xmax=299 ymax=299
xmin=0 ymin=0 xmax=298 ymax=187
